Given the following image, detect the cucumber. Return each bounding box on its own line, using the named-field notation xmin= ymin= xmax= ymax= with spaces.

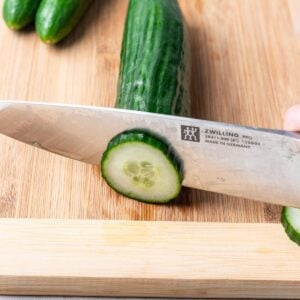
xmin=281 ymin=207 xmax=300 ymax=246
xmin=115 ymin=0 xmax=190 ymax=115
xmin=3 ymin=0 xmax=41 ymax=30
xmin=101 ymin=0 xmax=190 ymax=203
xmin=35 ymin=0 xmax=92 ymax=44
xmin=101 ymin=130 xmax=182 ymax=203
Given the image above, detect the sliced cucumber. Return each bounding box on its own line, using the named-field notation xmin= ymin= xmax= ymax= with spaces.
xmin=100 ymin=0 xmax=189 ymax=203
xmin=281 ymin=206 xmax=300 ymax=246
xmin=101 ymin=130 xmax=182 ymax=203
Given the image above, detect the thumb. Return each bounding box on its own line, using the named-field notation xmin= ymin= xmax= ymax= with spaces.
xmin=284 ymin=104 xmax=300 ymax=131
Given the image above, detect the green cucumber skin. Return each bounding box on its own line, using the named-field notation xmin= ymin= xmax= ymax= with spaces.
xmin=281 ymin=207 xmax=300 ymax=246
xmin=101 ymin=130 xmax=183 ymax=204
xmin=101 ymin=0 xmax=189 ymax=203
xmin=3 ymin=0 xmax=41 ymax=30
xmin=116 ymin=0 xmax=190 ymax=116
xmin=36 ymin=0 xmax=92 ymax=44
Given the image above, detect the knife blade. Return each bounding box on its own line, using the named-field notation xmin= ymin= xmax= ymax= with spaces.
xmin=0 ymin=100 xmax=299 ymax=207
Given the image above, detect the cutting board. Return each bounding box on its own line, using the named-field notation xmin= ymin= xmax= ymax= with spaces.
xmin=0 ymin=0 xmax=300 ymax=298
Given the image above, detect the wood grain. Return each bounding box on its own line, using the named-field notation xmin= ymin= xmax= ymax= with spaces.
xmin=0 ymin=219 xmax=300 ymax=298
xmin=0 ymin=0 xmax=298 ymax=222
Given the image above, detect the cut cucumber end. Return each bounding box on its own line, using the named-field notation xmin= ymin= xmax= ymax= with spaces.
xmin=281 ymin=206 xmax=300 ymax=246
xmin=101 ymin=131 xmax=182 ymax=204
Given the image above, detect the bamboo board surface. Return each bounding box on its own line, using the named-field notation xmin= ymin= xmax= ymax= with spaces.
xmin=0 ymin=0 xmax=298 ymax=222
xmin=0 ymin=219 xmax=300 ymax=298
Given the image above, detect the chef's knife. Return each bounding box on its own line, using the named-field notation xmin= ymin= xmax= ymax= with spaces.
xmin=0 ymin=100 xmax=299 ymax=207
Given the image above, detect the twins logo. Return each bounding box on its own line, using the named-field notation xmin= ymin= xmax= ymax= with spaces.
xmin=181 ymin=125 xmax=200 ymax=142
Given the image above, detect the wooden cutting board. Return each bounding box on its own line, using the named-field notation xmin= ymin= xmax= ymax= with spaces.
xmin=0 ymin=0 xmax=300 ymax=298
xmin=1 ymin=0 xmax=298 ymax=222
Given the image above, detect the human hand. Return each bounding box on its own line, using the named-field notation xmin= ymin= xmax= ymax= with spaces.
xmin=284 ymin=104 xmax=300 ymax=132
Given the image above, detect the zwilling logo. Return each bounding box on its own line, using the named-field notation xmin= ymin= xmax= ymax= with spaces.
xmin=181 ymin=125 xmax=200 ymax=142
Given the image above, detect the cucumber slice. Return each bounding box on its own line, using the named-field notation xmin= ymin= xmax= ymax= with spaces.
xmin=281 ymin=206 xmax=300 ymax=246
xmin=101 ymin=130 xmax=182 ymax=203
xmin=100 ymin=0 xmax=190 ymax=203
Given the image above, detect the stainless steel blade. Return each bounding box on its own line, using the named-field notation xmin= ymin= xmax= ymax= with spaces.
xmin=0 ymin=100 xmax=299 ymax=207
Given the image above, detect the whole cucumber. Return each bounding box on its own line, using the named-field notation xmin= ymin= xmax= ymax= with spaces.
xmin=3 ymin=0 xmax=41 ymax=30
xmin=35 ymin=0 xmax=92 ymax=44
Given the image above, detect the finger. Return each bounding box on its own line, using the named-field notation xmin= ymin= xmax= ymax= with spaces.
xmin=284 ymin=104 xmax=300 ymax=131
